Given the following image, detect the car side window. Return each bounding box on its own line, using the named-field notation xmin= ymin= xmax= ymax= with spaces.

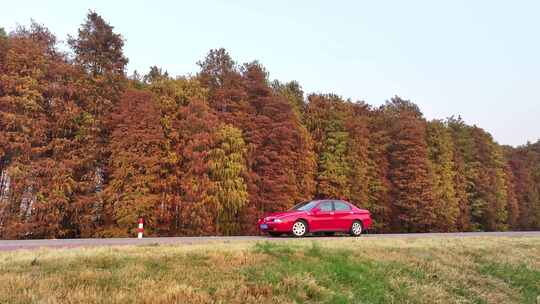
xmin=334 ymin=201 xmax=351 ymax=211
xmin=318 ymin=202 xmax=333 ymax=212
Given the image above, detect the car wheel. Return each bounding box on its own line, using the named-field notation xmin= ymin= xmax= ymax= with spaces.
xmin=291 ymin=220 xmax=308 ymax=237
xmin=350 ymin=220 xmax=363 ymax=236
xmin=268 ymin=232 xmax=282 ymax=237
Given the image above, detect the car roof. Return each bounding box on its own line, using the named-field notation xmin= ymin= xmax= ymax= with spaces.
xmin=316 ymin=199 xmax=348 ymax=203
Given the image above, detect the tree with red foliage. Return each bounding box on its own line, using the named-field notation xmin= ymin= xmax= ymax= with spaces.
xmin=198 ymin=51 xmax=316 ymax=233
xmin=364 ymin=108 xmax=393 ymax=232
xmin=383 ymin=97 xmax=435 ymax=232
xmin=101 ymin=90 xmax=165 ymax=236
xmin=0 ymin=23 xmax=94 ymax=238
xmin=506 ymin=142 xmax=540 ymax=229
xmin=67 ymin=11 xmax=128 ymax=236
xmin=172 ymin=99 xmax=220 ymax=235
xmin=501 ymin=156 xmax=520 ymax=228
xmin=239 ymin=62 xmax=316 ymax=230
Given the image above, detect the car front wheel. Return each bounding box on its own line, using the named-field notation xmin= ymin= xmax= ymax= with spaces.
xmin=350 ymin=220 xmax=363 ymax=236
xmin=291 ymin=220 xmax=308 ymax=237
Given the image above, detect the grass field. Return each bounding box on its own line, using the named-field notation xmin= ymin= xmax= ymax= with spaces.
xmin=1 ymin=237 xmax=539 ymax=304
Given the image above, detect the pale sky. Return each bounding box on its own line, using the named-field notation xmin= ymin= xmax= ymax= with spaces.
xmin=1 ymin=0 xmax=539 ymax=146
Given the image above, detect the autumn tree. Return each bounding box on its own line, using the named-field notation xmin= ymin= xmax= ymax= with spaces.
xmin=426 ymin=120 xmax=459 ymax=231
xmin=0 ymin=26 xmax=51 ymax=237
xmin=198 ymin=51 xmax=316 ymax=233
xmin=127 ymin=70 xmax=144 ymax=89
xmin=0 ymin=23 xmax=92 ymax=238
xmin=0 ymin=27 xmax=7 ymax=67
xmin=447 ymin=117 xmax=512 ymax=231
xmin=305 ymin=94 xmax=352 ymax=199
xmin=364 ymin=108 xmax=392 ymax=231
xmin=148 ymin=73 xmax=252 ymax=235
xmin=447 ymin=116 xmax=475 ymax=231
xmin=147 ymin=76 xmax=210 ymax=235
xmin=208 ymin=125 xmax=249 ymax=235
xmin=144 ymin=66 xmax=169 ymax=84
xmin=383 ymin=97 xmax=435 ymax=232
xmin=240 ymin=61 xmax=315 ymax=221
xmin=69 ymin=11 xmax=127 ymax=78
xmin=67 ymin=11 xmax=128 ymax=235
xmin=501 ymin=155 xmax=519 ymax=228
xmin=101 ymin=90 xmax=165 ymax=237
xmin=469 ymin=127 xmax=509 ymax=230
xmin=173 ymin=100 xmax=221 ymax=235
xmin=197 ymin=48 xmax=246 ymax=116
xmin=345 ymin=102 xmax=371 ymax=211
xmin=271 ymin=80 xmax=305 ymax=118
xmin=506 ymin=142 xmax=540 ymax=229
xmin=270 ymin=79 xmax=316 ymax=208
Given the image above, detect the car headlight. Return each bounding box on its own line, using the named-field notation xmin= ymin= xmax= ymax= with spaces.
xmin=273 ymin=218 xmax=283 ymax=223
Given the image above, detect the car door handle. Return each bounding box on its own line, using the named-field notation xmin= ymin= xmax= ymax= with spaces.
xmin=330 ymin=212 xmax=334 ymax=215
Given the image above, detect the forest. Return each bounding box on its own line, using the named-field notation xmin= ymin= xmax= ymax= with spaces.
xmin=0 ymin=12 xmax=539 ymax=238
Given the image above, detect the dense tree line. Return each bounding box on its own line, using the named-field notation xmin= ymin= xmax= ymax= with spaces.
xmin=0 ymin=13 xmax=539 ymax=238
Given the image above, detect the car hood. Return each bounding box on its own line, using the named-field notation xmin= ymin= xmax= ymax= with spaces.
xmin=263 ymin=210 xmax=305 ymax=220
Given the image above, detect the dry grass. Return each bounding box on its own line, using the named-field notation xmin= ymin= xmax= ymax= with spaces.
xmin=0 ymin=236 xmax=539 ymax=303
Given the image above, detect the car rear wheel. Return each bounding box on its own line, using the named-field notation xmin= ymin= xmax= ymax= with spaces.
xmin=350 ymin=220 xmax=363 ymax=236
xmin=291 ymin=220 xmax=308 ymax=237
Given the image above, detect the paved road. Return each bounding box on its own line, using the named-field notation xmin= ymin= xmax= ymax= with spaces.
xmin=0 ymin=231 xmax=539 ymax=251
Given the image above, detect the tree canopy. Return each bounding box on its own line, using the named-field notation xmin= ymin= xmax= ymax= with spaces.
xmin=1 ymin=13 xmax=538 ymax=238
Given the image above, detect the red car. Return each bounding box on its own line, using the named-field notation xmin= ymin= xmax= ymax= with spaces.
xmin=258 ymin=199 xmax=372 ymax=237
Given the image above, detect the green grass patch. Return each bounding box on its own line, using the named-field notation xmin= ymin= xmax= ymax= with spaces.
xmin=247 ymin=241 xmax=415 ymax=303
xmin=479 ymin=261 xmax=540 ymax=304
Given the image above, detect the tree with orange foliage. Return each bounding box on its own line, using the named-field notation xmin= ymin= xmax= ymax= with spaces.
xmin=67 ymin=11 xmax=128 ymax=236
xmin=506 ymin=142 xmax=540 ymax=230
xmin=101 ymin=90 xmax=165 ymax=236
xmin=239 ymin=62 xmax=316 ymax=230
xmin=0 ymin=23 xmax=93 ymax=238
xmin=383 ymin=97 xmax=435 ymax=232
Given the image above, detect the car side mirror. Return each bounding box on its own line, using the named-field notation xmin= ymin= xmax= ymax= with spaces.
xmin=311 ymin=207 xmax=320 ymax=214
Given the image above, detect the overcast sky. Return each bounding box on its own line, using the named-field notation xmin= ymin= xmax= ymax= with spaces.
xmin=2 ymin=0 xmax=539 ymax=146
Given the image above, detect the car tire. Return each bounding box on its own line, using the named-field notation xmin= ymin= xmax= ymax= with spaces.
xmin=268 ymin=232 xmax=282 ymax=237
xmin=291 ymin=220 xmax=308 ymax=237
xmin=350 ymin=220 xmax=363 ymax=236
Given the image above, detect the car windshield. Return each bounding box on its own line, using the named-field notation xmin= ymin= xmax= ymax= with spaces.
xmin=289 ymin=201 xmax=318 ymax=211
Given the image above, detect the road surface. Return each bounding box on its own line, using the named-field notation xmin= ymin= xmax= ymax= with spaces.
xmin=0 ymin=231 xmax=539 ymax=251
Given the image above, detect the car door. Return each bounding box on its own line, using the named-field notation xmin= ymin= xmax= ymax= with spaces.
xmin=310 ymin=201 xmax=335 ymax=232
xmin=332 ymin=200 xmax=354 ymax=231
